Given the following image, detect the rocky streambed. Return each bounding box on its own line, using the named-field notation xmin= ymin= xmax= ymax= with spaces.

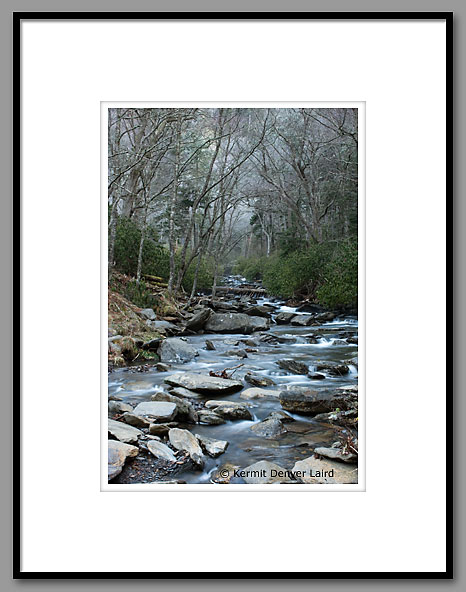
xmin=108 ymin=278 xmax=359 ymax=485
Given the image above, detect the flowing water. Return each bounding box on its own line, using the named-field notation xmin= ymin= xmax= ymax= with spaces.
xmin=108 ymin=278 xmax=358 ymax=484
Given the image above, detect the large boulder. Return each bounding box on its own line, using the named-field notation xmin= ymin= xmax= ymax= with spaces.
xmin=240 ymin=387 xmax=281 ymax=400
xmin=147 ymin=440 xmax=177 ymax=463
xmin=168 ymin=386 xmax=204 ymax=399
xmin=314 ymin=312 xmax=337 ymax=322
xmin=239 ymin=460 xmax=294 ymax=484
xmin=274 ymin=312 xmax=296 ymax=324
xmin=108 ymin=400 xmax=133 ymax=416
xmin=196 ymin=434 xmax=229 ymax=457
xmin=314 ymin=362 xmax=350 ymax=376
xmin=145 ymin=320 xmax=181 ymax=336
xmin=148 ymin=422 xmax=177 ymax=436
xmin=243 ymin=305 xmax=272 ymax=318
xmin=132 ymin=401 xmax=177 ymax=422
xmin=204 ymin=313 xmax=269 ymax=334
xmin=279 ymin=386 xmax=350 ymax=415
xmin=204 ymin=401 xmax=253 ymax=420
xmin=165 ymin=372 xmax=243 ymax=395
xmin=210 ymin=300 xmax=239 ymax=312
xmin=158 ymin=338 xmax=198 ymax=364
xmin=108 ymin=440 xmax=139 ymax=480
xmin=168 ymin=428 xmax=205 ymax=467
xmin=185 ymin=308 xmax=211 ymax=331
xmin=139 ymin=308 xmax=156 ymax=321
xmin=290 ymin=315 xmax=315 ymax=326
xmin=292 ymin=456 xmax=358 ymax=484
xmin=122 ymin=412 xmax=150 ymax=428
xmin=108 ymin=419 xmax=143 ymax=445
xmin=197 ymin=410 xmax=225 ymax=425
xmin=277 ymin=359 xmax=309 ymax=375
xmin=151 ymin=391 xmax=198 ymax=423
xmin=250 ymin=417 xmax=287 ymax=439
xmin=244 ymin=373 xmax=276 ymax=387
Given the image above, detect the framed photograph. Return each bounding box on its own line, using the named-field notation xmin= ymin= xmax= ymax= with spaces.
xmin=15 ymin=13 xmax=452 ymax=578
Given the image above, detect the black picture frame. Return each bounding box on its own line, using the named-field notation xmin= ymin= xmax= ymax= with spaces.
xmin=13 ymin=11 xmax=453 ymax=580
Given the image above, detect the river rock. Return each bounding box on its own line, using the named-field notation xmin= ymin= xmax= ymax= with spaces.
xmin=108 ymin=400 xmax=133 ymax=415
xmin=204 ymin=399 xmax=252 ymax=408
xmin=205 ymin=401 xmax=253 ymax=420
xmin=185 ymin=308 xmax=211 ymax=331
xmin=210 ymin=300 xmax=239 ymax=312
xmin=292 ymin=456 xmax=358 ymax=484
xmin=244 ymin=373 xmax=276 ymax=387
xmin=274 ymin=335 xmax=298 ymax=344
xmin=149 ymin=422 xmax=177 ymax=436
xmin=277 ymin=359 xmax=309 ymax=375
xmin=147 ymin=440 xmax=177 ymax=463
xmin=132 ymin=401 xmax=177 ymax=422
xmin=225 ymin=349 xmax=248 ymax=358
xmin=122 ymin=412 xmax=150 ymax=428
xmin=314 ymin=446 xmax=357 ymax=464
xmin=313 ymin=409 xmax=358 ymax=424
xmin=197 ymin=410 xmax=225 ymax=425
xmin=274 ymin=312 xmax=296 ymax=324
xmin=146 ymin=320 xmax=181 ymax=336
xmin=309 ymin=373 xmax=326 ymax=380
xmin=158 ymin=338 xmax=198 ymax=364
xmin=279 ymin=386 xmax=349 ymax=415
xmin=315 ymin=312 xmax=337 ymax=322
xmin=290 ymin=314 xmax=315 ymax=326
xmin=240 ymin=387 xmax=281 ymax=400
xmin=108 ymin=440 xmax=139 ymax=480
xmin=204 ymin=312 xmax=269 ymax=334
xmin=168 ymin=428 xmax=205 ymax=467
xmin=108 ymin=419 xmax=143 ymax=445
xmin=139 ymin=308 xmax=156 ymax=321
xmin=205 ymin=340 xmax=216 ymax=351
xmin=266 ymin=410 xmax=295 ymax=422
xmin=314 ymin=362 xmax=350 ymax=376
xmin=243 ymin=305 xmax=271 ymax=318
xmin=240 ymin=460 xmax=294 ymax=484
xmin=250 ymin=417 xmax=287 ymax=439
xmin=151 ymin=392 xmax=198 ymax=423
xmin=212 ymin=462 xmax=241 ymax=484
xmin=165 ymin=372 xmax=243 ymax=394
xmin=168 ymin=386 xmax=204 ymax=399
xmin=196 ymin=434 xmax=229 ymax=457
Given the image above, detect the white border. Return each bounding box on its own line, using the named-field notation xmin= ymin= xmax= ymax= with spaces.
xmin=101 ymin=101 xmax=366 ymax=493
xmin=21 ymin=19 xmax=446 ymax=573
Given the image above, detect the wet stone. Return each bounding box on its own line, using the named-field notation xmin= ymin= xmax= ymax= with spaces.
xmin=250 ymin=417 xmax=287 ymax=439
xmin=277 ymin=359 xmax=309 ymax=375
xmin=244 ymin=373 xmax=276 ymax=387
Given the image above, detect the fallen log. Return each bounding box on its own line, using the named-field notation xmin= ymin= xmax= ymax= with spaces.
xmin=143 ymin=274 xmax=165 ymax=283
xmin=215 ymin=286 xmax=267 ymax=295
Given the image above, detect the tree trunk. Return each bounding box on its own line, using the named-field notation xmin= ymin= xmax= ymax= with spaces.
xmin=168 ymin=115 xmax=182 ymax=295
xmin=136 ymin=207 xmax=147 ymax=285
xmin=108 ymin=197 xmax=119 ymax=278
